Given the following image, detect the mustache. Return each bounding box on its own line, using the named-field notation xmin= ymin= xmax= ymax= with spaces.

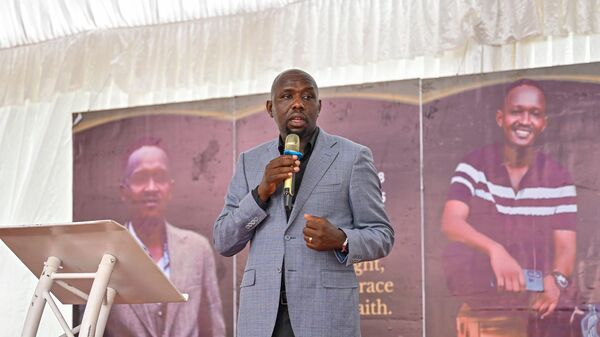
xmin=287 ymin=111 xmax=306 ymax=121
xmin=139 ymin=194 xmax=161 ymax=201
xmin=512 ymin=123 xmax=533 ymax=131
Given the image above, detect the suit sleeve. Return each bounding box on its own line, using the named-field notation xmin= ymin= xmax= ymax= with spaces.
xmin=341 ymin=146 xmax=394 ymax=266
xmin=213 ymin=152 xmax=269 ymax=256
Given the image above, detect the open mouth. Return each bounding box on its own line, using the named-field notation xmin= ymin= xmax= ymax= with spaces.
xmin=142 ymin=199 xmax=160 ymax=206
xmin=513 ymin=127 xmax=533 ymax=139
xmin=288 ymin=115 xmax=306 ymax=128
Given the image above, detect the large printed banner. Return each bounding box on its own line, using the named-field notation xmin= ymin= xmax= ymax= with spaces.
xmin=73 ymin=62 xmax=600 ymax=337
xmin=423 ymin=65 xmax=600 ymax=337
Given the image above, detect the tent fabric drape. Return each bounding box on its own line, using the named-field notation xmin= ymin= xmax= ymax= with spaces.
xmin=1 ymin=0 xmax=599 ymax=50
xmin=1 ymin=1 xmax=600 ymax=336
xmin=2 ymin=1 xmax=600 ymax=108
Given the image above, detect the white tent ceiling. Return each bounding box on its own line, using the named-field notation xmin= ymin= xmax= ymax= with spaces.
xmin=1 ymin=0 xmax=598 ymax=51
xmin=0 ymin=0 xmax=598 ymax=111
xmin=1 ymin=1 xmax=600 ymax=336
xmin=0 ymin=0 xmax=301 ymax=48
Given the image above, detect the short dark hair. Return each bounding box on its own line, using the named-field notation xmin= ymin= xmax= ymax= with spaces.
xmin=121 ymin=137 xmax=168 ymax=179
xmin=503 ymin=78 xmax=545 ymax=100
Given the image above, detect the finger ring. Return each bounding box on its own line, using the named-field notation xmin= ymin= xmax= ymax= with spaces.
xmin=308 ymin=237 xmax=313 ymax=243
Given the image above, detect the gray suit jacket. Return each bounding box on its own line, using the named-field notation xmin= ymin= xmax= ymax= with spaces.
xmin=105 ymin=224 xmax=225 ymax=337
xmin=214 ymin=129 xmax=394 ymax=337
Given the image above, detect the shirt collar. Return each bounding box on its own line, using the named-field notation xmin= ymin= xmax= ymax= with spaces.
xmin=127 ymin=221 xmax=171 ymax=278
xmin=494 ymin=143 xmax=542 ymax=168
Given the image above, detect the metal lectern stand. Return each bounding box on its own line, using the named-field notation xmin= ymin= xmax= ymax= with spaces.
xmin=0 ymin=220 xmax=188 ymax=337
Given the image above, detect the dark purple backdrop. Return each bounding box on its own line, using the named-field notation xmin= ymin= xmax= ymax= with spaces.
xmin=73 ymin=62 xmax=600 ymax=337
xmin=73 ymin=80 xmax=421 ymax=337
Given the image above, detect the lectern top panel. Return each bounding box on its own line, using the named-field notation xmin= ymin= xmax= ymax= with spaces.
xmin=0 ymin=220 xmax=187 ymax=304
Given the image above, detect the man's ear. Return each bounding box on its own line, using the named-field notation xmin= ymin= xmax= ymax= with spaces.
xmin=119 ymin=183 xmax=128 ymax=203
xmin=317 ymin=99 xmax=321 ymax=116
xmin=495 ymin=109 xmax=503 ymax=127
xmin=266 ymin=100 xmax=273 ymax=118
xmin=541 ymin=115 xmax=548 ymax=133
xmin=167 ymin=179 xmax=175 ymax=201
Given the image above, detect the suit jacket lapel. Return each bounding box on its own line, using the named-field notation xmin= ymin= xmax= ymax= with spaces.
xmin=288 ymin=130 xmax=339 ymax=225
xmin=251 ymin=140 xmax=281 ymax=184
xmin=265 ymin=140 xmax=281 ymax=171
xmin=165 ymin=224 xmax=185 ymax=290
xmin=163 ymin=224 xmax=186 ymax=337
xmin=257 ymin=141 xmax=287 ymax=227
xmin=125 ymin=224 xmax=178 ymax=337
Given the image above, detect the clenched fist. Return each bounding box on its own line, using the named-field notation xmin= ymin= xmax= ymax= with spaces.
xmin=303 ymin=214 xmax=346 ymax=251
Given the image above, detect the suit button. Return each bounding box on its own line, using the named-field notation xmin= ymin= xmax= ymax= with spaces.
xmin=158 ymin=310 xmax=163 ymax=317
xmin=277 ymin=267 xmax=281 ymax=273
xmin=284 ymin=235 xmax=291 ymax=241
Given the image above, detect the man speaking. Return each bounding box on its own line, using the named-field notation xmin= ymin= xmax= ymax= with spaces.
xmin=213 ymin=69 xmax=394 ymax=337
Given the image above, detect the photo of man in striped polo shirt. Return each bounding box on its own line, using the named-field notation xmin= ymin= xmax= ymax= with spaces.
xmin=441 ymin=79 xmax=578 ymax=337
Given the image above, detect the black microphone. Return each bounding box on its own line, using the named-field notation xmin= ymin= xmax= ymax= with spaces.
xmin=283 ymin=133 xmax=300 ymax=210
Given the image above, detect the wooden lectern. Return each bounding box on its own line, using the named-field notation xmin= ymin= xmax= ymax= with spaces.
xmin=0 ymin=220 xmax=188 ymax=337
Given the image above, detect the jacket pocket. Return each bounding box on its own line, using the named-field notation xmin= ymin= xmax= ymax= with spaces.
xmin=240 ymin=269 xmax=256 ymax=287
xmin=321 ymin=270 xmax=358 ymax=289
xmin=313 ymin=180 xmax=342 ymax=193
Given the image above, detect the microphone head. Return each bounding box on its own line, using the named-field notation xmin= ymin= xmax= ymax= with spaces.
xmin=284 ymin=134 xmax=300 ymax=152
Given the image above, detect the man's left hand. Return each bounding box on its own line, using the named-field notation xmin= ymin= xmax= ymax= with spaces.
xmin=303 ymin=214 xmax=346 ymax=251
xmin=531 ymin=275 xmax=561 ymax=319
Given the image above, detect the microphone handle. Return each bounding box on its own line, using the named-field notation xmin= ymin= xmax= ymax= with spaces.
xmin=283 ymin=173 xmax=295 ymax=209
xmin=284 ymin=189 xmax=293 ymax=210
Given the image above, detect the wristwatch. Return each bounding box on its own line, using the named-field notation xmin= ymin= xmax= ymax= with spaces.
xmin=551 ymin=271 xmax=569 ymax=289
xmin=337 ymin=229 xmax=349 ymax=253
xmin=340 ymin=237 xmax=349 ymax=253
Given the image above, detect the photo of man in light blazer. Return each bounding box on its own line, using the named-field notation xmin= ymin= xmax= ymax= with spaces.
xmin=105 ymin=139 xmax=225 ymax=337
xmin=213 ymin=69 xmax=394 ymax=337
